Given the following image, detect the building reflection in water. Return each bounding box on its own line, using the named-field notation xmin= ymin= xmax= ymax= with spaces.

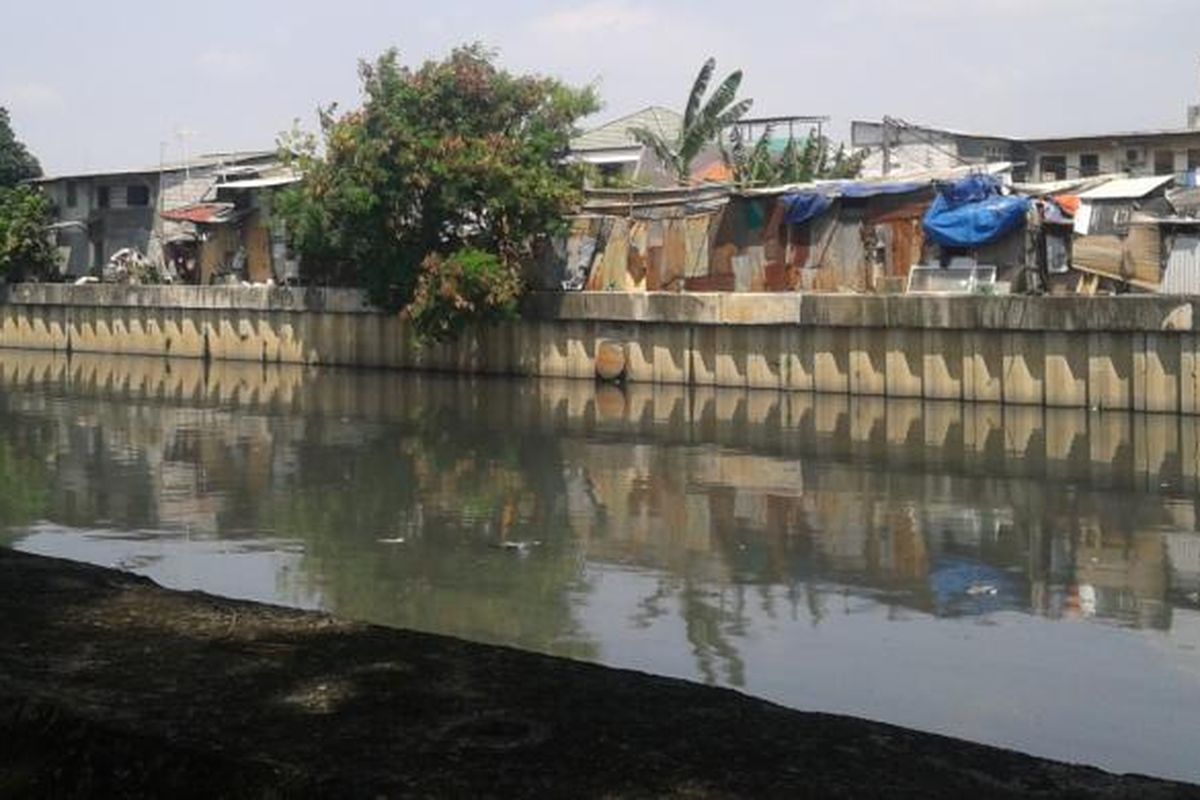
xmin=1 ymin=351 xmax=1200 ymax=780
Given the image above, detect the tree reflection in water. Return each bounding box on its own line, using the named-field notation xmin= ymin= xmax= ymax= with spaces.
xmin=0 ymin=353 xmax=1196 ymax=688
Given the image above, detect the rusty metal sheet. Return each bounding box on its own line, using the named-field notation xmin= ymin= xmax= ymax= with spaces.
xmin=761 ymin=199 xmax=788 ymax=272
xmin=709 ymin=207 xmax=737 ymax=275
xmin=816 ymin=219 xmax=869 ymax=292
xmin=683 ymin=274 xmax=735 ymax=291
xmin=885 ymin=218 xmax=924 ymax=278
xmin=683 ymin=215 xmax=711 ymax=278
xmin=661 ymin=219 xmax=687 ymax=291
xmin=864 ymin=193 xmax=933 ymax=225
xmin=762 ymin=262 xmax=796 ymax=291
xmin=628 ymin=220 xmax=649 ymax=290
xmin=644 ymin=220 xmax=665 ymax=290
xmin=586 ymin=217 xmax=632 ymax=291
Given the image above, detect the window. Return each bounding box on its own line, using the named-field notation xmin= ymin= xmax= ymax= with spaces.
xmin=1080 ymin=153 xmax=1100 ymax=177
xmin=1154 ymin=149 xmax=1176 ymax=176
xmin=1125 ymin=148 xmax=1142 ymax=166
xmin=1188 ymin=149 xmax=1200 ymax=171
xmin=96 ymin=186 xmax=110 ymax=209
xmin=1039 ymin=155 xmax=1067 ymax=181
xmin=65 ymin=181 xmax=78 ymax=208
xmin=126 ymin=184 xmax=150 ymax=207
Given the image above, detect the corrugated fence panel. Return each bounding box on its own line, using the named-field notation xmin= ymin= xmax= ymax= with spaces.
xmin=1161 ymin=235 xmax=1200 ymax=295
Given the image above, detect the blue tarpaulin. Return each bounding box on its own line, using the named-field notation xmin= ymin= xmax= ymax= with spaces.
xmin=782 ymin=180 xmax=927 ymax=226
xmin=782 ymin=193 xmax=833 ymax=225
xmin=838 ymin=181 xmax=925 ymax=199
xmin=922 ymin=174 xmax=1030 ymax=248
xmin=928 ymin=556 xmax=1024 ymax=617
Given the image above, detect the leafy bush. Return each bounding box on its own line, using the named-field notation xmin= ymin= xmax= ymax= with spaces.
xmin=409 ymin=248 xmax=521 ymax=342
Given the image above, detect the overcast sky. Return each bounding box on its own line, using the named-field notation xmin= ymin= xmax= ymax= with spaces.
xmin=4 ymin=0 xmax=1200 ymax=175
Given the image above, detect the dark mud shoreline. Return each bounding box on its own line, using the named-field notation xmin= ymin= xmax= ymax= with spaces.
xmin=0 ymin=548 xmax=1195 ymax=799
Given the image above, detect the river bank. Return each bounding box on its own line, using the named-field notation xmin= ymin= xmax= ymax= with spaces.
xmin=2 ymin=285 xmax=1200 ymax=413
xmin=0 ymin=549 xmax=1195 ymax=798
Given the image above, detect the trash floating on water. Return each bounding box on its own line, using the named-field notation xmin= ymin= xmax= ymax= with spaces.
xmin=493 ymin=540 xmax=542 ymax=554
xmin=965 ymin=584 xmax=998 ymax=597
xmin=377 ymin=537 xmax=407 ymax=545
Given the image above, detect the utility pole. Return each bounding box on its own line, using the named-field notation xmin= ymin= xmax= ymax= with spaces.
xmin=881 ymin=117 xmax=892 ymax=177
xmin=176 ymin=128 xmax=196 ymax=180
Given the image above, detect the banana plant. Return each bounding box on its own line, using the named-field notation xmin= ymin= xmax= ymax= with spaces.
xmin=628 ymin=58 xmax=753 ymax=184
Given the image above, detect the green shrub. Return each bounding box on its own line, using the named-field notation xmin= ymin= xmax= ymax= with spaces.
xmin=409 ymin=248 xmax=521 ymax=342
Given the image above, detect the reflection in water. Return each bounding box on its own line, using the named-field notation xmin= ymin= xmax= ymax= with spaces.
xmin=1 ymin=352 xmax=1199 ymax=782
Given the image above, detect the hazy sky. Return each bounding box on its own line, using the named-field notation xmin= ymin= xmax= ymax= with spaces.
xmin=4 ymin=0 xmax=1200 ymax=175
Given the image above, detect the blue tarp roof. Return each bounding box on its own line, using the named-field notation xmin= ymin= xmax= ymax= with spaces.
xmin=782 ymin=193 xmax=834 ymax=225
xmin=922 ymin=174 xmax=1030 ymax=248
xmin=781 ymin=180 xmax=928 ymax=225
xmin=837 ymin=181 xmax=926 ymax=198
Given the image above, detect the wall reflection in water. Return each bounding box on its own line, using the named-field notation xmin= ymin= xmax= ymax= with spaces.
xmin=2 ymin=352 xmax=1200 ymax=781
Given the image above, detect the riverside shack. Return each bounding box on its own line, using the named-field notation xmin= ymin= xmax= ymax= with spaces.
xmin=541 ymin=165 xmax=1017 ymax=294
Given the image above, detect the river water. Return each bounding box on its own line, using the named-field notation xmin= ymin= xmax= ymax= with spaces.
xmin=1 ymin=351 xmax=1198 ymax=782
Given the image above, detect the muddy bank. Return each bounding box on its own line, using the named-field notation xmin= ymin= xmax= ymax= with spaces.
xmin=0 ymin=549 xmax=1195 ymax=799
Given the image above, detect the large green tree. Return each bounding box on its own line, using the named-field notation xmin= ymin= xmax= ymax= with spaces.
xmin=0 ymin=185 xmax=56 ymax=281
xmin=0 ymin=109 xmax=53 ymax=280
xmin=628 ymin=58 xmax=752 ymax=184
xmin=0 ymin=107 xmax=42 ymax=188
xmin=276 ymin=45 xmax=598 ymax=336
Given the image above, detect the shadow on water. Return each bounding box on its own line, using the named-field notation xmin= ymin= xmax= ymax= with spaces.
xmin=1 ymin=350 xmax=1199 ymax=781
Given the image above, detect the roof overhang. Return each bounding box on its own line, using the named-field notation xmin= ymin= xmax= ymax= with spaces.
xmin=160 ymin=202 xmax=240 ymax=225
xmin=567 ymin=148 xmax=642 ymax=166
xmin=216 ymin=173 xmax=302 ymax=190
xmin=1078 ymin=174 xmax=1175 ymax=201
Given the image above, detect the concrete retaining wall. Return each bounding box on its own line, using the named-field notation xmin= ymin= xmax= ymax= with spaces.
xmin=0 ymin=285 xmax=1198 ymax=414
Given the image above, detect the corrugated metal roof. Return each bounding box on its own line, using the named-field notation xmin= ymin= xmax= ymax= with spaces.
xmin=159 ymin=202 xmax=236 ymax=224
xmin=1022 ymin=127 xmax=1200 ymax=145
xmin=571 ymin=106 xmax=682 ymax=152
xmin=572 ymin=150 xmax=641 ymax=166
xmin=854 ymin=119 xmax=1200 ymax=146
xmin=33 ymin=151 xmax=277 ymax=183
xmin=738 ymin=161 xmax=1012 ymax=197
xmin=1078 ymin=175 xmax=1175 ymax=201
xmin=851 ymin=119 xmax=1016 ymax=145
xmin=1010 ymin=174 xmax=1123 ymax=196
xmin=1161 ymin=235 xmax=1200 ymax=295
xmin=216 ymin=173 xmax=301 ymax=190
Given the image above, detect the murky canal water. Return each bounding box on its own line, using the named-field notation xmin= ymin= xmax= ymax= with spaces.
xmin=1 ymin=351 xmax=1198 ymax=782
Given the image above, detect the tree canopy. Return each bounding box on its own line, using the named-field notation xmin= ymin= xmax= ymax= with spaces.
xmin=0 ymin=108 xmax=42 ymax=188
xmin=0 ymin=108 xmax=53 ymax=281
xmin=276 ymin=45 xmax=598 ymax=337
xmin=0 ymin=184 xmax=56 ymax=281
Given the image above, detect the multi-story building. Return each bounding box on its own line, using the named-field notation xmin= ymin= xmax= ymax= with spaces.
xmin=853 ymin=87 xmax=1200 ymax=185
xmin=34 ymin=151 xmax=276 ymax=277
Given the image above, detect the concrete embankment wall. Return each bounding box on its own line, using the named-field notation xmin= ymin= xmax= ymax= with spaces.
xmin=0 ymin=284 xmax=1198 ymax=413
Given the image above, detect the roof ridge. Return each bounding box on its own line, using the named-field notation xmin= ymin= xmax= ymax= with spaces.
xmin=583 ymin=105 xmax=681 ymax=132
